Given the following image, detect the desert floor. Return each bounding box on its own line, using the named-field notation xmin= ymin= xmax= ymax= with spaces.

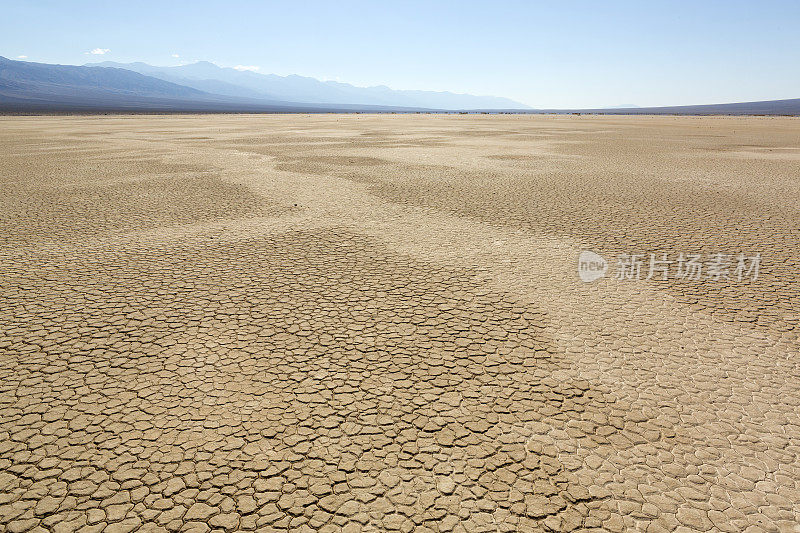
xmin=0 ymin=114 xmax=798 ymax=532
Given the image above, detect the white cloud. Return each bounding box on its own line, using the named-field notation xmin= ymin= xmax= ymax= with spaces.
xmin=16 ymin=55 xmax=28 ymax=59
xmin=86 ymin=48 xmax=110 ymax=55
xmin=171 ymin=54 xmax=180 ymax=58
xmin=233 ymin=65 xmax=260 ymax=72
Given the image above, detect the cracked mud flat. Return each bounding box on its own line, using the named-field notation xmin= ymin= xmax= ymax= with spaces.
xmin=0 ymin=114 xmax=798 ymax=532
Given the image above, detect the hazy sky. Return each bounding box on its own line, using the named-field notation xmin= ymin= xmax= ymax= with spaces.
xmin=3 ymin=0 xmax=799 ymax=108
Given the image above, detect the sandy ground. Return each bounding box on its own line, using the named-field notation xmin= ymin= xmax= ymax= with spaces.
xmin=0 ymin=114 xmax=798 ymax=532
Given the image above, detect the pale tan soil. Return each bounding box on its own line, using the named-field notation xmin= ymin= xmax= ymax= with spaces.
xmin=0 ymin=114 xmax=798 ymax=532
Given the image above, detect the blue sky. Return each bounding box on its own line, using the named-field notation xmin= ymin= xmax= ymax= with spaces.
xmin=3 ymin=0 xmax=799 ymax=108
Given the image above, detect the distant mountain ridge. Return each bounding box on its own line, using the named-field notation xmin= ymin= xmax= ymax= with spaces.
xmin=0 ymin=56 xmax=442 ymax=112
xmin=2 ymin=56 xmax=799 ymax=115
xmin=87 ymin=60 xmax=531 ymax=110
xmin=0 ymin=56 xmax=207 ymax=100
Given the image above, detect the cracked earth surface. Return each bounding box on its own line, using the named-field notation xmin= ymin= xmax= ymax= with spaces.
xmin=0 ymin=114 xmax=798 ymax=532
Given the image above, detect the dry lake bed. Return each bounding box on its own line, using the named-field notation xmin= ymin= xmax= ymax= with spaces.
xmin=0 ymin=114 xmax=799 ymax=532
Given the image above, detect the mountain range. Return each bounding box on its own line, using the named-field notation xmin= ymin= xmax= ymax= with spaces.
xmin=1 ymin=56 xmax=799 ymax=115
xmin=87 ymin=60 xmax=529 ymax=110
xmin=0 ymin=56 xmax=528 ymax=112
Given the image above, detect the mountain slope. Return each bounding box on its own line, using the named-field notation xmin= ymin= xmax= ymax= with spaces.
xmin=89 ymin=61 xmax=531 ymax=110
xmin=86 ymin=61 xmax=270 ymax=100
xmin=3 ymin=57 xmax=797 ymax=115
xmin=0 ymin=56 xmax=210 ymax=101
xmin=0 ymin=56 xmax=320 ymax=111
xmin=0 ymin=57 xmax=444 ymax=112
